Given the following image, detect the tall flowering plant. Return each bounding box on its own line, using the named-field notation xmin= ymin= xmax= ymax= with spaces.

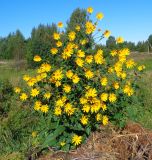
xmin=15 ymin=7 xmax=145 ymax=151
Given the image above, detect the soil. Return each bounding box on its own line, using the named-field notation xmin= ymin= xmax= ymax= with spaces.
xmin=38 ymin=122 xmax=152 ymax=160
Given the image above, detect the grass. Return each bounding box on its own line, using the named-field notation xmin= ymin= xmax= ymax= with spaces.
xmin=130 ymin=53 xmax=152 ymax=70
xmin=0 ymin=60 xmax=35 ymax=85
xmin=0 ymin=68 xmax=35 ymax=85
xmin=127 ymin=71 xmax=152 ymax=129
xmin=139 ymin=59 xmax=152 ymax=71
xmin=127 ymin=53 xmax=152 ymax=129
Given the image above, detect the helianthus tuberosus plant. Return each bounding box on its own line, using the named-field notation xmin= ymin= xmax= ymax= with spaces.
xmin=15 ymin=7 xmax=145 ymax=151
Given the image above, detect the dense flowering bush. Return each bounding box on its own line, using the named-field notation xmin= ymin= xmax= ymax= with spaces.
xmin=14 ymin=7 xmax=145 ymax=151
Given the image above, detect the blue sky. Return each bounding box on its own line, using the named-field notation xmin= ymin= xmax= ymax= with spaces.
xmin=0 ymin=0 xmax=152 ymax=43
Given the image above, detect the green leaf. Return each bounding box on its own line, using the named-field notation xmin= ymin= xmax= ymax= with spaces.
xmin=49 ymin=122 xmax=58 ymax=129
xmin=41 ymin=126 xmax=65 ymax=148
xmin=62 ymin=144 xmax=70 ymax=152
xmin=54 ymin=126 xmax=65 ymax=136
xmin=86 ymin=127 xmax=91 ymax=136
xmin=76 ymin=123 xmax=84 ymax=131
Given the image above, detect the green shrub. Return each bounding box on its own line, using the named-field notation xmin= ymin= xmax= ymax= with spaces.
xmin=14 ymin=7 xmax=145 ymax=152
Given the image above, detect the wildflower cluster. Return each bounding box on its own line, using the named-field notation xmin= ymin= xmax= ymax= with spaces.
xmin=15 ymin=7 xmax=145 ymax=151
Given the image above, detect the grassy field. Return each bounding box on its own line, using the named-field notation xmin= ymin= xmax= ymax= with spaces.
xmin=0 ymin=60 xmax=35 ymax=85
xmin=125 ymin=53 xmax=152 ymax=129
xmin=130 ymin=53 xmax=152 ymax=71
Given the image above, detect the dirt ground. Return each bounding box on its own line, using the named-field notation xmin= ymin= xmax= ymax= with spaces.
xmin=38 ymin=122 xmax=152 ymax=160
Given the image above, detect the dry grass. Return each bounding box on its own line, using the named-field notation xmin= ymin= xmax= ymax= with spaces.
xmin=38 ymin=122 xmax=152 ymax=160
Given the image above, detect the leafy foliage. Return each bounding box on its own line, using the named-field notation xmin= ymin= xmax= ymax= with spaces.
xmin=14 ymin=7 xmax=146 ymax=152
xmin=26 ymin=24 xmax=58 ymax=67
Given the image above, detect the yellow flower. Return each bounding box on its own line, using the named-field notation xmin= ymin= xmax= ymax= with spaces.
xmin=96 ymin=113 xmax=102 ymax=121
xmin=121 ymin=72 xmax=127 ymax=79
xmin=80 ymin=115 xmax=88 ymax=125
xmin=53 ymin=32 xmax=60 ymax=40
xmin=31 ymin=88 xmax=39 ymax=97
xmin=14 ymin=87 xmax=21 ymax=93
xmin=77 ymin=50 xmax=85 ymax=58
xmin=57 ymin=22 xmax=63 ymax=28
xmin=27 ymin=78 xmax=37 ymax=87
xmin=20 ymin=93 xmax=28 ymax=101
xmin=23 ymin=75 xmax=30 ymax=81
xmin=102 ymin=115 xmax=108 ymax=125
xmin=62 ymin=45 xmax=74 ymax=59
xmin=60 ymin=141 xmax=66 ymax=147
xmin=56 ymin=41 xmax=62 ymax=47
xmin=72 ymin=135 xmax=82 ymax=146
xmin=62 ymin=96 xmax=67 ymax=103
xmin=94 ymin=50 xmax=105 ymax=64
xmin=50 ymin=48 xmax=58 ymax=55
xmin=110 ymin=50 xmax=117 ymax=56
xmin=72 ymin=74 xmax=80 ymax=84
xmin=33 ymin=55 xmax=42 ymax=62
xmin=103 ymin=30 xmax=111 ymax=38
xmin=82 ymin=104 xmax=90 ymax=113
xmin=55 ymin=81 xmax=61 ymax=87
xmin=85 ymin=21 xmax=96 ymax=34
xmin=66 ymin=70 xmax=73 ymax=79
xmin=120 ymin=48 xmax=130 ymax=56
xmin=138 ymin=65 xmax=145 ymax=71
xmin=113 ymin=82 xmax=119 ymax=89
xmin=101 ymin=102 xmax=107 ymax=111
xmin=100 ymin=93 xmax=108 ymax=102
xmin=126 ymin=59 xmax=136 ymax=69
xmin=40 ymin=104 xmax=49 ymax=113
xmin=88 ymin=97 xmax=97 ymax=104
xmin=75 ymin=58 xmax=84 ymax=67
xmin=75 ymin=25 xmax=81 ymax=31
xmin=109 ymin=93 xmax=117 ymax=103
xmin=108 ymin=67 xmax=114 ymax=73
xmin=123 ymin=85 xmax=134 ymax=96
xmin=100 ymin=77 xmax=108 ymax=86
xmin=80 ymin=97 xmax=87 ymax=104
xmin=36 ymin=75 xmax=42 ymax=82
xmin=116 ymin=37 xmax=124 ymax=43
xmin=90 ymin=99 xmax=101 ymax=113
xmin=80 ymin=39 xmax=87 ymax=45
xmin=119 ymin=55 xmax=126 ymax=63
xmin=54 ymin=107 xmax=62 ymax=116
xmin=40 ymin=63 xmax=51 ymax=72
xmin=32 ymin=131 xmax=37 ymax=138
xmin=63 ymin=84 xmax=71 ymax=93
xmin=85 ymin=88 xmax=97 ymax=98
xmin=39 ymin=73 xmax=47 ymax=79
xmin=44 ymin=92 xmax=51 ymax=99
xmin=53 ymin=69 xmax=63 ymax=81
xmin=96 ymin=12 xmax=104 ymax=20
xmin=64 ymin=103 xmax=75 ymax=116
xmin=55 ymin=98 xmax=65 ymax=107
xmin=68 ymin=31 xmax=76 ymax=41
xmin=34 ymin=101 xmax=41 ymax=111
xmin=87 ymin=7 xmax=93 ymax=14
xmin=85 ymin=55 xmax=93 ymax=63
xmin=85 ymin=70 xmax=94 ymax=79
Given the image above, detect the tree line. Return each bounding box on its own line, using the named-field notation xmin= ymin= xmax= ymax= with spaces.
xmin=0 ymin=8 xmax=152 ymax=66
xmin=105 ymin=35 xmax=152 ymax=53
